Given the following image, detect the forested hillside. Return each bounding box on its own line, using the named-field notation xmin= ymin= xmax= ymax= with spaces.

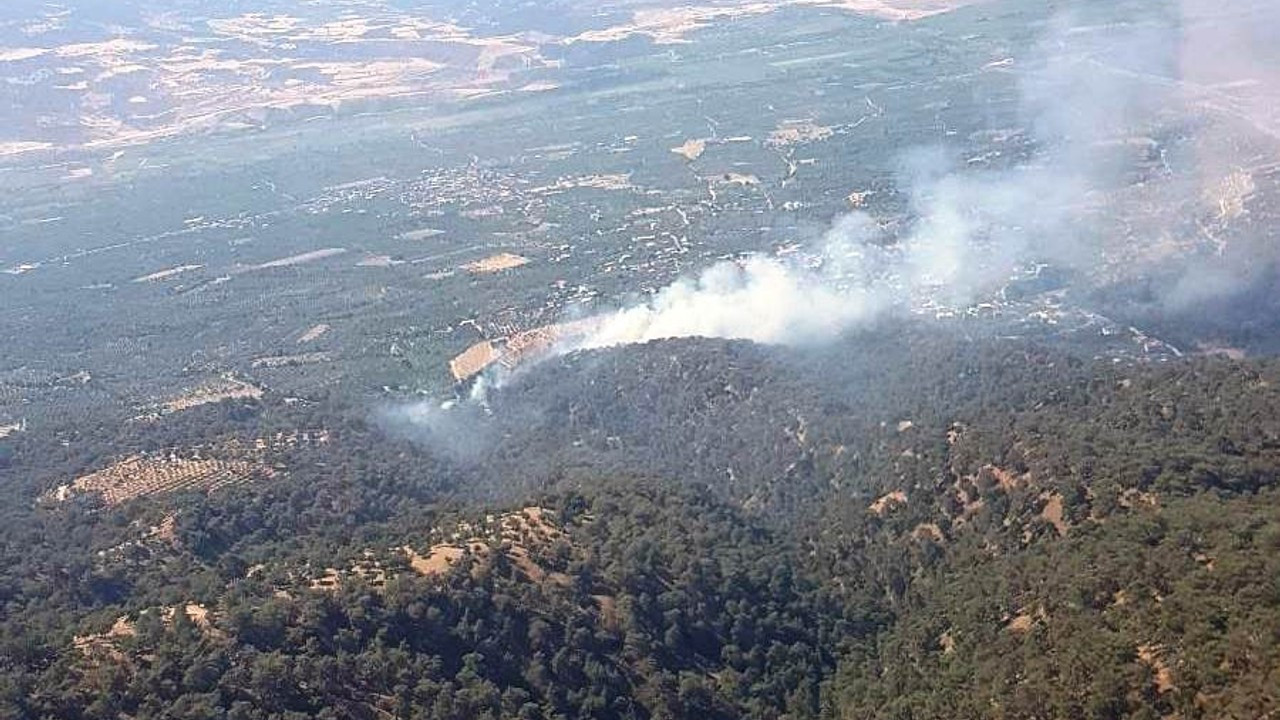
xmin=2 ymin=326 xmax=1279 ymax=719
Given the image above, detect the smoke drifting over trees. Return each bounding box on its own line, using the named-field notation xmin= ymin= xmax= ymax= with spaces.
xmin=565 ymin=1 xmax=1280 ymax=351
xmin=386 ymin=0 xmax=1280 ymax=453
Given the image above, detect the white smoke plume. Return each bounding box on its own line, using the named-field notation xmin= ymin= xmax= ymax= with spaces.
xmin=573 ymin=151 xmax=1086 ymax=351
xmin=571 ymin=1 xmax=1280 ymax=352
xmin=579 ymin=214 xmax=891 ymax=348
xmin=389 ymin=0 xmax=1280 ymax=454
xmin=573 ymin=166 xmax=1046 ymax=351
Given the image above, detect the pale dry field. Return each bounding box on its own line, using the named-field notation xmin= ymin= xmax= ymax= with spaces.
xmin=461 ymin=252 xmax=530 ymax=274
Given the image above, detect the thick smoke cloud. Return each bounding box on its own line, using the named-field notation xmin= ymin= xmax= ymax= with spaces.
xmin=579 ymin=215 xmax=889 ymax=348
xmin=571 ymin=160 xmax=1039 ymax=351
xmin=566 ymin=20 xmax=1117 ymax=350
xmin=390 ymin=1 xmax=1280 ymax=449
xmin=571 ymin=1 xmax=1280 ymax=351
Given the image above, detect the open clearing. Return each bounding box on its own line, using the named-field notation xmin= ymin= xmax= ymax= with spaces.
xmin=403 ymin=507 xmax=570 ymax=584
xmin=566 ymin=1 xmax=978 ymax=45
xmin=46 ymin=452 xmax=271 ymax=506
xmin=461 ymin=253 xmax=530 ymax=274
xmin=251 ymin=352 xmax=332 ymax=368
xmin=399 ymin=228 xmax=445 ymax=241
xmin=250 ymin=248 xmax=348 ymax=270
xmin=297 ymin=323 xmax=330 ymax=344
xmin=1137 ymin=644 xmax=1177 ymax=693
xmin=133 ymin=264 xmax=204 ymax=283
xmin=766 ymin=119 xmax=835 ymax=147
xmin=448 ymin=317 xmax=605 ymax=381
xmin=158 ymin=376 xmax=262 ymax=414
xmin=869 ymin=490 xmax=907 ymax=515
xmin=671 ymin=138 xmax=707 ymax=161
xmin=450 ymin=340 xmax=501 ymax=382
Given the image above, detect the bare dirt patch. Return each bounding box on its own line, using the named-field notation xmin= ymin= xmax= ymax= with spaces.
xmin=310 ymin=568 xmax=342 ymax=591
xmin=766 ymin=119 xmax=834 ymax=147
xmin=499 ymin=318 xmax=604 ymax=372
xmin=157 ymin=375 xmax=262 ymax=414
xmin=939 ymin=629 xmax=955 ymax=654
xmin=250 ymin=248 xmax=348 ymax=270
xmin=162 ymin=603 xmax=213 ymax=631
xmin=0 ymin=141 xmax=54 ymax=157
xmin=566 ymin=1 xmax=977 ymax=46
xmin=133 ymin=264 xmax=204 ymax=283
xmin=912 ymin=523 xmax=945 ymax=543
xmin=461 ymin=253 xmax=530 ymax=274
xmin=184 ymin=604 xmax=210 ymax=628
xmin=450 ymin=340 xmax=501 ymax=382
xmin=357 ymin=254 xmax=403 ymax=267
xmin=567 ymin=6 xmax=775 ymax=45
xmin=448 ymin=317 xmax=606 ymax=382
xmin=868 ymin=490 xmax=907 ymax=515
xmin=1137 ymin=644 xmax=1177 ymax=693
xmin=399 ymin=228 xmax=445 ymax=241
xmin=980 ymin=464 xmax=1023 ymax=492
xmin=531 ymin=174 xmax=634 ymax=194
xmin=792 ymin=0 xmax=979 ymax=21
xmin=594 ymin=595 xmax=621 ymax=630
xmin=404 ymin=507 xmax=570 ymax=585
xmin=671 ymin=138 xmax=707 ymax=161
xmin=1005 ymin=605 xmax=1047 ymax=634
xmin=73 ymin=616 xmax=136 ymax=662
xmin=403 ymin=545 xmax=466 ymax=577
xmin=297 ymin=323 xmax=330 ymax=344
xmin=1119 ymin=488 xmax=1160 ymax=509
xmin=251 ymin=351 xmax=332 ymax=368
xmin=1039 ymin=492 xmax=1068 ymax=536
xmin=311 ymin=552 xmax=388 ymax=591
xmin=1006 ymin=613 xmax=1034 ymax=633
xmin=0 ymin=48 xmax=49 ymax=63
xmin=73 ymin=604 xmax=219 ymax=663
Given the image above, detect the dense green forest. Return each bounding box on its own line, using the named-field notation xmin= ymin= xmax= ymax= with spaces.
xmin=2 ymin=325 xmax=1279 ymax=719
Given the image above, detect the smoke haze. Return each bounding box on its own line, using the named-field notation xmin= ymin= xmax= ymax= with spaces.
xmin=390 ymin=0 xmax=1280 ymax=450
xmin=569 ymin=1 xmax=1280 ymax=352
